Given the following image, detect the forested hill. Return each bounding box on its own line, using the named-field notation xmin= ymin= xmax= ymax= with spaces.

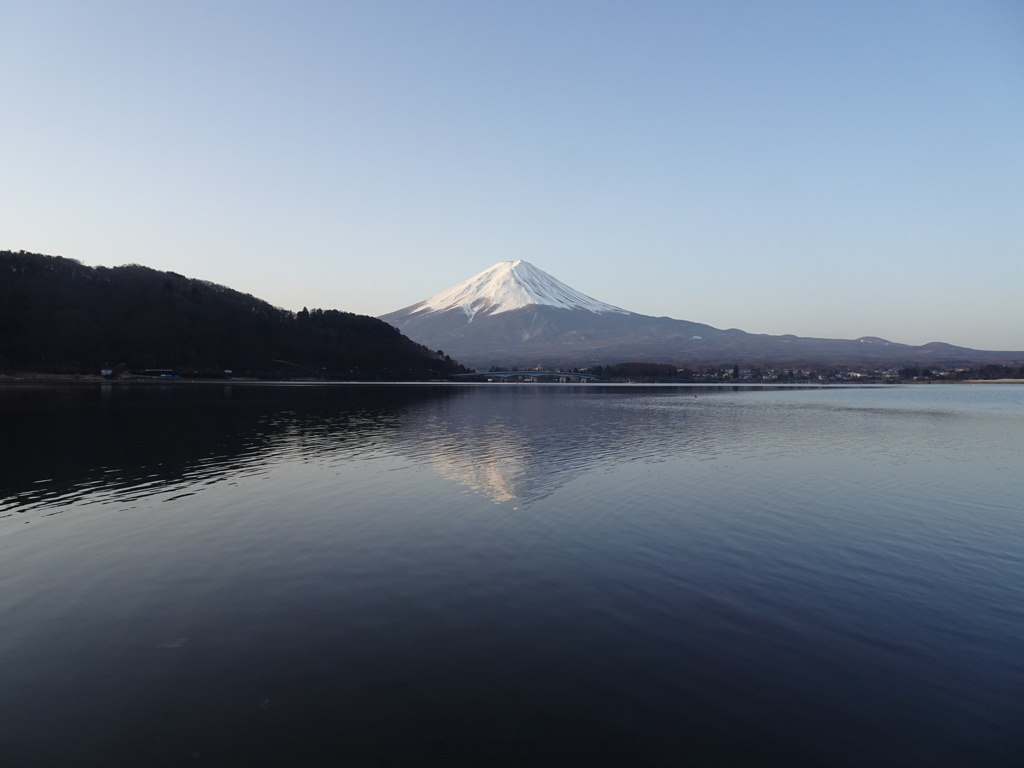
xmin=0 ymin=250 xmax=468 ymax=379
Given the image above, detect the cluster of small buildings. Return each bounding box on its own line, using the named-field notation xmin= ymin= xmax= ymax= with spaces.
xmin=531 ymin=365 xmax=994 ymax=383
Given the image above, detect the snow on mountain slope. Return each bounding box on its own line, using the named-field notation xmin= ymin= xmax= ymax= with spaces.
xmin=404 ymin=260 xmax=629 ymax=321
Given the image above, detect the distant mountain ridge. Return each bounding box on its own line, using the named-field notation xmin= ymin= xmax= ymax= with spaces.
xmin=0 ymin=250 xmax=467 ymax=379
xmin=381 ymin=261 xmax=1024 ymax=369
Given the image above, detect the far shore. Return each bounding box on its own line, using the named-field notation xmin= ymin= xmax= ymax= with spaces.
xmin=3 ymin=372 xmax=1024 ymax=386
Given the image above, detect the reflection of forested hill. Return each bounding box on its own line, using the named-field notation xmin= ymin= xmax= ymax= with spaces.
xmin=0 ymin=383 xmax=458 ymax=514
xmin=0 ymin=251 xmax=468 ymax=378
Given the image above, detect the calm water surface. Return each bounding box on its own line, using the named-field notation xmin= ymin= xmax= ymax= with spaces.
xmin=1 ymin=383 xmax=1022 ymax=766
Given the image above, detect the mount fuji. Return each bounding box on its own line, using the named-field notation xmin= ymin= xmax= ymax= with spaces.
xmin=381 ymin=261 xmax=1022 ymax=369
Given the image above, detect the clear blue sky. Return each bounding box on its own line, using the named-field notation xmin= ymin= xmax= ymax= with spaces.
xmin=3 ymin=0 xmax=1022 ymax=350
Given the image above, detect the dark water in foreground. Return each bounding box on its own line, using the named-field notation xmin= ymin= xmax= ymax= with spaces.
xmin=1 ymin=382 xmax=1022 ymax=766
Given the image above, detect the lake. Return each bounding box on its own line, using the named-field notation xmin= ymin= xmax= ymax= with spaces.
xmin=1 ymin=382 xmax=1022 ymax=766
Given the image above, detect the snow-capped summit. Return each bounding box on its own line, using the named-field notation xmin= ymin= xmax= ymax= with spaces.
xmin=402 ymin=260 xmax=629 ymax=322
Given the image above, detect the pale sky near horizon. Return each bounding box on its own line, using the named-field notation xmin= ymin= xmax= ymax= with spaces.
xmin=2 ymin=0 xmax=1022 ymax=350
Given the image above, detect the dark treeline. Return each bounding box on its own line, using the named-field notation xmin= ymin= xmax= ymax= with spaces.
xmin=902 ymin=364 xmax=1024 ymax=380
xmin=0 ymin=251 xmax=469 ymax=379
xmin=588 ymin=362 xmax=680 ymax=380
xmin=492 ymin=360 xmax=1024 ymax=383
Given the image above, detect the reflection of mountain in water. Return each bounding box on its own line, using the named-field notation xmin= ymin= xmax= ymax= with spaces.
xmin=2 ymin=383 xmax=784 ymax=516
xmin=393 ymin=386 xmax=736 ymax=504
xmin=411 ymin=412 xmax=527 ymax=503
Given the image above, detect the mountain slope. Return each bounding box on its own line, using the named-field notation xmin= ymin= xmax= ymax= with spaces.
xmin=0 ymin=250 xmax=467 ymax=378
xmin=381 ymin=261 xmax=1024 ymax=369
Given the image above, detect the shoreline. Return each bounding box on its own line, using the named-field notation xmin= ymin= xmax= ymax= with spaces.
xmin=3 ymin=373 xmax=1023 ymax=387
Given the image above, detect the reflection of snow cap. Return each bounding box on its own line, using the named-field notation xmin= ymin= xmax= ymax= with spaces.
xmin=412 ymin=260 xmax=629 ymax=322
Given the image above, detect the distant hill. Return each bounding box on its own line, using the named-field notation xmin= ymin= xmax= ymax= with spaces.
xmin=0 ymin=250 xmax=467 ymax=379
xmin=382 ymin=261 xmax=1024 ymax=369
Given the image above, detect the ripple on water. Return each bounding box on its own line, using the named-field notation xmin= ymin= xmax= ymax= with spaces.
xmin=1 ymin=383 xmax=1023 ymax=766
